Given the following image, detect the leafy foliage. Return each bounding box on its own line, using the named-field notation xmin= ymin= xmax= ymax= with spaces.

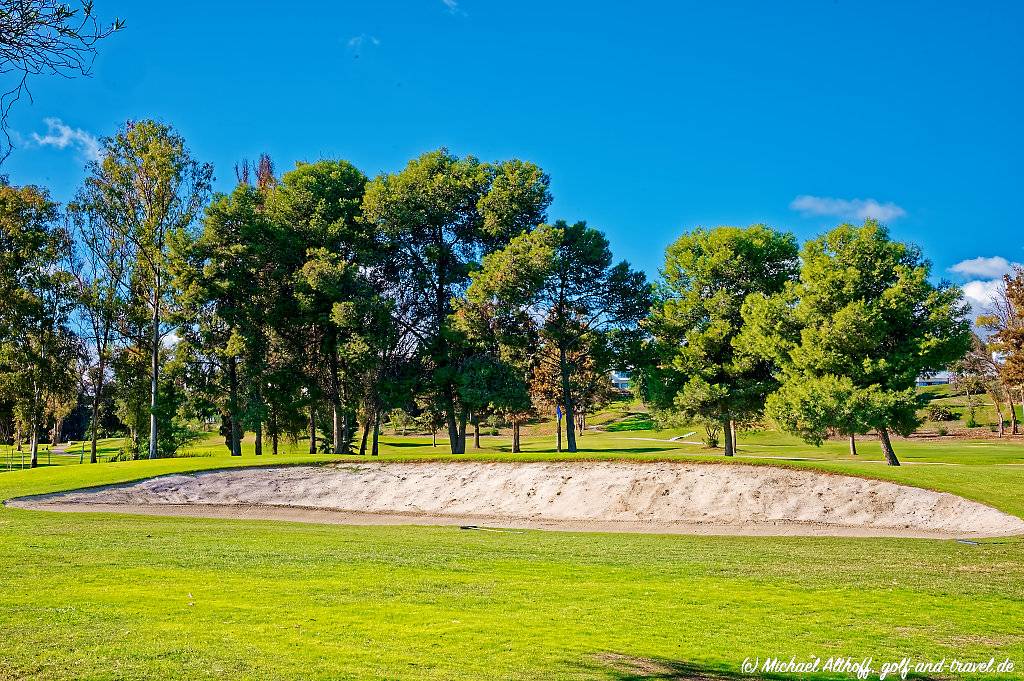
xmin=743 ymin=220 xmax=971 ymax=464
xmin=645 ymin=224 xmax=799 ymax=455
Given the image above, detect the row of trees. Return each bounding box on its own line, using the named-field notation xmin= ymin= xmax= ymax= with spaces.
xmin=1 ymin=119 xmax=975 ymax=468
xmin=639 ymin=222 xmax=971 ymax=466
xmin=0 ymin=120 xmax=646 ymax=466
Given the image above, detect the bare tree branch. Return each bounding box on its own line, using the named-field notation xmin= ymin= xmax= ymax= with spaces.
xmin=0 ymin=0 xmax=123 ymax=162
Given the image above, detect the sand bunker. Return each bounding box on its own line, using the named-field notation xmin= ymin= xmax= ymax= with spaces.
xmin=10 ymin=461 xmax=1024 ymax=538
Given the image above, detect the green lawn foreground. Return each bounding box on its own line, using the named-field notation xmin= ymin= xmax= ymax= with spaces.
xmin=1 ymin=435 xmax=1023 ymax=680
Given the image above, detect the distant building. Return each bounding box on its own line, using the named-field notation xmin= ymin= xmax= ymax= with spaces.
xmin=610 ymin=370 xmax=631 ymax=391
xmin=916 ymin=371 xmax=951 ymax=387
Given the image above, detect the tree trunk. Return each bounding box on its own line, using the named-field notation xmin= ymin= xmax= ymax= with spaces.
xmin=473 ymin=414 xmax=481 ymax=449
xmin=308 ymin=406 xmax=317 ymax=453
xmin=53 ymin=418 xmax=63 ymax=446
xmin=90 ymin=360 xmax=104 ymax=464
xmin=512 ymin=419 xmax=521 ymax=453
xmin=15 ymin=423 xmax=21 ymax=451
xmin=444 ymin=398 xmax=461 ymax=454
xmin=371 ymin=411 xmax=380 ymax=456
xmin=340 ymin=384 xmax=351 ymax=453
xmin=272 ymin=428 xmax=278 ymax=456
xmin=877 ymin=427 xmax=900 ymax=466
xmin=731 ymin=420 xmax=737 ymax=452
xmin=431 ymin=429 xmax=436 ymax=447
xmin=148 ymin=277 xmax=161 ymax=460
xmin=556 ymin=413 xmax=562 ymax=452
xmin=558 ymin=346 xmax=577 ymax=452
xmin=458 ymin=410 xmax=468 ymax=453
xmin=1009 ymin=393 xmax=1019 ymax=435
xmin=331 ymin=404 xmax=341 ymax=454
xmin=29 ymin=420 xmax=38 ymax=469
xmin=359 ymin=415 xmax=371 ymax=456
xmin=324 ymin=327 xmax=343 ymax=454
xmin=253 ymin=383 xmax=263 ymax=456
xmin=992 ymin=394 xmax=1005 ymax=436
xmin=722 ymin=417 xmax=734 ymax=457
xmin=228 ymin=354 xmax=242 ymax=456
xmin=29 ymin=380 xmax=40 ymax=467
xmin=849 ymin=434 xmax=858 ymax=456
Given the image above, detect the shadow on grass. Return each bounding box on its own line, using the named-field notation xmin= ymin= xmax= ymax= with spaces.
xmin=586 ymin=653 xmax=940 ymax=681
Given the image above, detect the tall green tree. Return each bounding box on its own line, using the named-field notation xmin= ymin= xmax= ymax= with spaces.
xmin=269 ymin=160 xmax=371 ymax=454
xmin=67 ymin=190 xmax=130 ymax=462
xmin=362 ymin=149 xmax=550 ymax=453
xmin=0 ymin=182 xmax=79 ymax=467
xmin=171 ymin=184 xmax=278 ymax=456
xmin=743 ymin=220 xmax=971 ymax=465
xmin=465 ymin=220 xmax=648 ymax=453
xmin=645 ymin=224 xmax=799 ymax=456
xmin=75 ymin=120 xmax=212 ymax=458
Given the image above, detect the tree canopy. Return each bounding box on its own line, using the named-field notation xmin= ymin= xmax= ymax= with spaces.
xmin=741 ymin=220 xmax=971 ymax=465
xmin=644 ymin=224 xmax=799 ymax=455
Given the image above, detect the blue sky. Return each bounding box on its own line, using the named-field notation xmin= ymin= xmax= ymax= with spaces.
xmin=3 ymin=1 xmax=1022 ymax=309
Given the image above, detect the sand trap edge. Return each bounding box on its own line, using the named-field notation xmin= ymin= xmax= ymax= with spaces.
xmin=6 ymin=460 xmax=1024 ymax=539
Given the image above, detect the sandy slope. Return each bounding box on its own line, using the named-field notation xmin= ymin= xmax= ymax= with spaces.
xmin=10 ymin=461 xmax=1024 ymax=538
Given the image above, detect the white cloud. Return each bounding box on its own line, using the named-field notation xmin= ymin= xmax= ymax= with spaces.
xmin=347 ymin=34 xmax=380 ymax=50
xmin=962 ymin=278 xmax=1005 ymax=324
xmin=29 ymin=117 xmax=101 ymax=161
xmin=790 ymin=195 xmax=907 ymax=222
xmin=441 ymin=0 xmax=459 ymax=12
xmin=949 ymin=256 xmax=1021 ymax=280
xmin=962 ymin=279 xmax=1002 ymax=309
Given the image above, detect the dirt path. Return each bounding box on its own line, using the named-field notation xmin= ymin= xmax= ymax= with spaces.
xmin=9 ymin=461 xmax=1024 ymax=538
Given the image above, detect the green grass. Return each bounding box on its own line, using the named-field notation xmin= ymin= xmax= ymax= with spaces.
xmin=0 ymin=438 xmax=127 ymax=471
xmin=604 ymin=414 xmax=656 ymax=432
xmin=2 ymin=431 xmax=1024 ymax=679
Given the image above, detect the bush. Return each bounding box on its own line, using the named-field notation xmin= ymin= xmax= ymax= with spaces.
xmin=937 ymin=426 xmax=948 ymax=436
xmin=927 ymin=404 xmax=956 ymax=421
xmin=702 ymin=423 xmax=720 ymax=448
xmin=124 ymin=422 xmax=204 ymax=460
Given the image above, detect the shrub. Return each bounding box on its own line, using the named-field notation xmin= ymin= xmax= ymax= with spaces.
xmin=703 ymin=423 xmax=720 ymax=448
xmin=937 ymin=426 xmax=948 ymax=436
xmin=927 ymin=404 xmax=956 ymax=421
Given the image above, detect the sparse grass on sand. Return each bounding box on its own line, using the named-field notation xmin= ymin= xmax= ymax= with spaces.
xmin=2 ymin=430 xmax=1023 ymax=680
